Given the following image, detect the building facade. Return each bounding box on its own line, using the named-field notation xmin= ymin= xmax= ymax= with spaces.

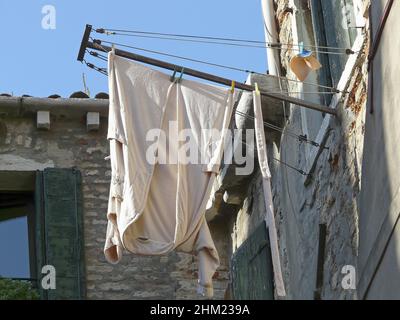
xmin=1 ymin=0 xmax=399 ymax=300
xmin=212 ymin=0 xmax=400 ymax=300
xmin=0 ymin=94 xmax=229 ymax=299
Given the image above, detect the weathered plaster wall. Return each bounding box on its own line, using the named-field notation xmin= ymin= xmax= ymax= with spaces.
xmin=359 ymin=0 xmax=400 ymax=299
xmin=0 ymin=114 xmax=229 ymax=300
xmin=229 ymin=0 xmax=369 ymax=300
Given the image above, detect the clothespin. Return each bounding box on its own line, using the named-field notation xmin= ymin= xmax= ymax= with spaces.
xmin=170 ymin=67 xmax=184 ymax=83
xmin=230 ymin=80 xmax=236 ymax=93
xmin=111 ymin=43 xmax=115 ymax=54
xmin=170 ymin=67 xmax=177 ymax=82
xmin=254 ymin=82 xmax=261 ymax=96
xmin=178 ymin=67 xmax=185 ymax=83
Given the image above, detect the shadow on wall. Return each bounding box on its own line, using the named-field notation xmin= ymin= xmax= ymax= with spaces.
xmin=358 ymin=0 xmax=400 ymax=300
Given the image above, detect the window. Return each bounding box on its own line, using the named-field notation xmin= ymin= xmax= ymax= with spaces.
xmin=0 ymin=169 xmax=86 ymax=299
xmin=311 ymin=0 xmax=357 ymax=94
xmin=295 ymin=0 xmax=366 ymax=182
xmin=0 ymin=193 xmax=36 ymax=281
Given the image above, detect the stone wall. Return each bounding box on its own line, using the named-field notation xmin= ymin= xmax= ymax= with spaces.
xmin=0 ymin=112 xmax=229 ymax=300
xmin=228 ymin=0 xmax=370 ymax=300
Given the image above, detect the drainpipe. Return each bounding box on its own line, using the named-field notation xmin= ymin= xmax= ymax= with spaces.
xmin=261 ymin=0 xmax=281 ymax=77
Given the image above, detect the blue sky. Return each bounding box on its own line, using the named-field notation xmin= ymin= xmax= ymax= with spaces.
xmin=0 ymin=217 xmax=30 ymax=278
xmin=0 ymin=0 xmax=267 ymax=98
xmin=0 ymin=0 xmax=267 ymax=278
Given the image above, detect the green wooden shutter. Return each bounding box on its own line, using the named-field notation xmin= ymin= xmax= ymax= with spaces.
xmin=231 ymin=222 xmax=274 ymax=300
xmin=35 ymin=168 xmax=85 ymax=300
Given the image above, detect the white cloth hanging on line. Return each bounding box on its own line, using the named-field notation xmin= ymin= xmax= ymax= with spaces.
xmin=253 ymin=88 xmax=286 ymax=297
xmin=104 ymin=51 xmax=236 ymax=297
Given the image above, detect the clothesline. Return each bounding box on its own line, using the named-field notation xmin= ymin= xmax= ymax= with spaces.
xmin=79 ymin=33 xmax=334 ymax=174
xmin=77 ymin=24 xmax=336 ymax=162
xmin=87 ymin=49 xmax=340 ymax=96
xmin=82 ymin=67 xmax=321 ymax=177
xmin=83 ymin=49 xmax=326 ymax=150
xmin=79 ymin=25 xmax=348 ymax=95
xmin=84 ymin=43 xmax=336 ymax=118
xmin=95 ymin=27 xmax=355 ymax=55
xmin=86 ymin=49 xmax=349 ymax=94
xmin=94 ymin=39 xmax=347 ymax=95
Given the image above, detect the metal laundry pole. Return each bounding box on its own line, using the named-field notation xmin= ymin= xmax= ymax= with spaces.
xmin=77 ymin=24 xmax=337 ymax=116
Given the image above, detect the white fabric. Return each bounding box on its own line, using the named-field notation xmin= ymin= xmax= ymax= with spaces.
xmin=253 ymin=90 xmax=286 ymax=297
xmin=104 ymin=52 xmax=235 ymax=297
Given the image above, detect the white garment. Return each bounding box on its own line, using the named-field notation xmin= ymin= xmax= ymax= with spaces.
xmin=104 ymin=52 xmax=235 ymax=297
xmin=253 ymin=90 xmax=286 ymax=297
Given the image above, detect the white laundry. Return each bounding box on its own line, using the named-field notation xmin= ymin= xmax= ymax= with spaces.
xmin=104 ymin=52 xmax=235 ymax=297
xmin=253 ymin=89 xmax=286 ymax=297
